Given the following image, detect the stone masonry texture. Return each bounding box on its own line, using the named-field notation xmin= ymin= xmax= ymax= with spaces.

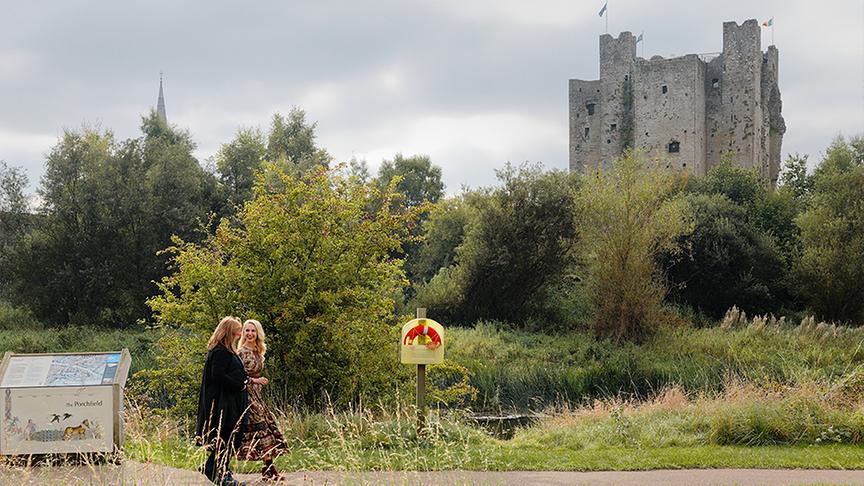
xmin=569 ymin=19 xmax=785 ymax=185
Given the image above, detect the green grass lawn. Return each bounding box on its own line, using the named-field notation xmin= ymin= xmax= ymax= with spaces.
xmin=127 ymin=435 xmax=864 ymax=472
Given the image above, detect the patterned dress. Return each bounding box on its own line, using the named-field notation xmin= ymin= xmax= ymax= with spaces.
xmin=236 ymin=347 xmax=289 ymax=460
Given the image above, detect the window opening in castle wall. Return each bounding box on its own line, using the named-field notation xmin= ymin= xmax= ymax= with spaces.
xmin=668 ymin=141 xmax=680 ymax=153
xmin=586 ymin=103 xmax=595 ymax=115
xmin=662 ymin=85 xmax=668 ymax=94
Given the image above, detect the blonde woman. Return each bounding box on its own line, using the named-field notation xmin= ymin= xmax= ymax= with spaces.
xmin=236 ymin=319 xmax=288 ymax=482
xmin=196 ymin=316 xmax=249 ymax=486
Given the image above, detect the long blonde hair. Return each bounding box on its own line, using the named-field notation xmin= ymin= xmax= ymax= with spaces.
xmin=239 ymin=319 xmax=267 ymax=356
xmin=207 ymin=316 xmax=242 ymax=353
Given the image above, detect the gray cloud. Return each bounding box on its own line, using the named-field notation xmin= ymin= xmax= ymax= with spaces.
xmin=1 ymin=0 xmax=862 ymax=194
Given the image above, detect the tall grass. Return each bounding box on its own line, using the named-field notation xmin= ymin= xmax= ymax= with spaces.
xmin=447 ymin=319 xmax=864 ymax=411
xmin=513 ymin=379 xmax=864 ymax=449
xmin=120 ymin=374 xmax=864 ymax=472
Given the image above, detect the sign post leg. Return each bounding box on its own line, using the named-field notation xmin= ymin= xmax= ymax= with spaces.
xmin=415 ymin=308 xmax=427 ymax=436
xmin=417 ymin=364 xmax=426 ymax=436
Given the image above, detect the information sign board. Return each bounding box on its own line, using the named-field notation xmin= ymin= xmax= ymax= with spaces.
xmin=0 ymin=350 xmax=131 ymax=456
xmin=1 ymin=353 xmax=121 ymax=388
xmin=1 ymin=386 xmax=114 ymax=455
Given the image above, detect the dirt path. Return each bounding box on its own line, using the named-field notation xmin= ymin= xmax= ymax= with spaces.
xmin=2 ymin=462 xmax=864 ymax=485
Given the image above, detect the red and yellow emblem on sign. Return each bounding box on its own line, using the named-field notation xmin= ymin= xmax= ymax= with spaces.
xmin=400 ymin=318 xmax=444 ymax=364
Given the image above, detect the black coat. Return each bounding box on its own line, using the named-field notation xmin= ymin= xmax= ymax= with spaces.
xmin=195 ymin=345 xmax=249 ymax=446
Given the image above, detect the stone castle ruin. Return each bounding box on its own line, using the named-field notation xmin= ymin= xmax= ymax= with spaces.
xmin=569 ymin=19 xmax=785 ymax=185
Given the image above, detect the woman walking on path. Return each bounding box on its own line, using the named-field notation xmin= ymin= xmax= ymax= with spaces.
xmin=236 ymin=319 xmax=289 ymax=482
xmin=196 ymin=316 xmax=249 ymax=486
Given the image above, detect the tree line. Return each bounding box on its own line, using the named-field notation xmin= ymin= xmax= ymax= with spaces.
xmin=0 ymin=111 xmax=862 ymax=337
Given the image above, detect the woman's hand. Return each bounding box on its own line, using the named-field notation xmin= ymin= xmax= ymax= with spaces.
xmin=254 ymin=377 xmax=269 ymax=385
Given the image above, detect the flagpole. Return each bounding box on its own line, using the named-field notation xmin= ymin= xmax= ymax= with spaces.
xmin=606 ymin=2 xmax=609 ymax=34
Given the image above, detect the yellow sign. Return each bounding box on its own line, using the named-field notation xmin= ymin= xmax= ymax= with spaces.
xmin=400 ymin=318 xmax=444 ymax=364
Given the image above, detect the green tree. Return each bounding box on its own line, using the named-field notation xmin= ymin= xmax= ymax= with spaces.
xmin=376 ymin=154 xmax=444 ymax=209
xmin=0 ymin=161 xmax=30 ymax=293
xmin=411 ymin=196 xmax=474 ymax=284
xmin=779 ymin=153 xmax=813 ymax=206
xmin=145 ymin=165 xmax=420 ymax=409
xmin=347 ymin=157 xmax=371 ymax=184
xmin=266 ymin=109 xmax=331 ymax=175
xmin=5 ymin=113 xmax=217 ymax=326
xmin=690 ymin=158 xmax=765 ymax=207
xmin=416 ymin=164 xmax=580 ymax=325
xmin=665 ymin=193 xmax=785 ymax=318
xmin=576 ymin=152 xmax=692 ymax=339
xmin=794 ymin=137 xmax=864 ymax=323
xmin=375 ymin=153 xmax=445 ymax=299
xmin=5 ymin=128 xmax=117 ymax=324
xmin=686 ymin=159 xmax=801 ymax=310
xmin=216 ymin=127 xmax=266 ymax=210
xmin=0 ymin=161 xmax=29 ymax=246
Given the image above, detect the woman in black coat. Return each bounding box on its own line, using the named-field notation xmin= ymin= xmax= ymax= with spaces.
xmin=196 ymin=316 xmax=249 ymax=485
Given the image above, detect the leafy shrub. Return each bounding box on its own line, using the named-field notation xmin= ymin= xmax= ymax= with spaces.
xmin=414 ymin=164 xmax=580 ymax=326
xmin=575 ymin=152 xmax=692 ymax=339
xmin=0 ymin=300 xmax=41 ymax=329
xmin=144 ymin=165 xmax=421 ymax=412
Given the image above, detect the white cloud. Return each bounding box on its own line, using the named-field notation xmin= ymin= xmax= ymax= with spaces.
xmin=435 ymin=0 xmax=597 ymax=27
xmin=0 ymin=50 xmax=36 ymax=81
xmin=0 ymin=128 xmax=56 ymax=172
xmin=322 ymin=110 xmax=566 ymax=192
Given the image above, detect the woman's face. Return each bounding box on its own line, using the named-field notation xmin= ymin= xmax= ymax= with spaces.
xmin=243 ymin=323 xmax=257 ymax=342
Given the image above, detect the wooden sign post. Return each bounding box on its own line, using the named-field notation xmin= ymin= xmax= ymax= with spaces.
xmin=400 ymin=308 xmax=444 ymax=436
xmin=416 ymin=308 xmax=426 ymax=435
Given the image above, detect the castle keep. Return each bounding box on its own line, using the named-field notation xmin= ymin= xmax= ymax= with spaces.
xmin=569 ymin=19 xmax=785 ymax=184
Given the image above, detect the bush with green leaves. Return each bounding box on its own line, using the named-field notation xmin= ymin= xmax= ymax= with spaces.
xmin=143 ymin=165 xmax=421 ymax=412
xmin=575 ymin=152 xmax=692 ymax=339
xmin=664 ymin=193 xmax=786 ymax=318
xmin=415 ymin=164 xmax=580 ymax=326
xmin=2 ymin=115 xmax=219 ymax=327
xmin=794 ymin=137 xmax=864 ymax=324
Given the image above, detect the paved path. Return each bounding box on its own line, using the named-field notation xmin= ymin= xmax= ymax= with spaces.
xmin=2 ymin=462 xmax=864 ymax=485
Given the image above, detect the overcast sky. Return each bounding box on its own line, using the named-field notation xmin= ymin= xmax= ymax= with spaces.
xmin=1 ymin=0 xmax=862 ymax=194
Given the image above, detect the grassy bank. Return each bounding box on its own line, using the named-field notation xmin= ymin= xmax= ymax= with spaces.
xmin=447 ymin=320 xmax=864 ymax=410
xmin=2 ymin=316 xmax=861 ymax=413
xmin=125 ymin=378 xmax=864 ymax=471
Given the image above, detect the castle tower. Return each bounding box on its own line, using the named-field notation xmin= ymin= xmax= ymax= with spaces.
xmin=713 ymin=20 xmax=763 ymax=173
xmin=569 ymin=19 xmax=784 ymax=185
xmin=156 ymin=74 xmax=167 ymax=123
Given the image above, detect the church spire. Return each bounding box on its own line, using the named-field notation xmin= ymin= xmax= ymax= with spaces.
xmin=156 ymin=72 xmax=167 ymax=123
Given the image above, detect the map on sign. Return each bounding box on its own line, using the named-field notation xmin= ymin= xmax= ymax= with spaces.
xmin=1 ymin=354 xmax=121 ymax=388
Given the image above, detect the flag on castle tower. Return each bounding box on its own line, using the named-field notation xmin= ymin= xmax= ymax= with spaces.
xmin=636 ymin=32 xmax=643 ymax=43
xmin=598 ymin=2 xmax=607 ymax=17
xmin=761 ymin=17 xmax=773 ymax=27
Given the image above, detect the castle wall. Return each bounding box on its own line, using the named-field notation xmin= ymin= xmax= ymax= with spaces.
xmin=598 ymin=32 xmax=637 ymax=170
xmin=568 ymin=19 xmax=783 ymax=185
xmin=569 ymin=79 xmax=602 ymax=172
xmin=761 ymin=46 xmax=785 ymax=185
xmin=704 ymin=56 xmax=724 ymax=172
xmin=633 ymin=55 xmax=706 ymax=175
xmin=717 ymin=19 xmax=763 ymax=171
